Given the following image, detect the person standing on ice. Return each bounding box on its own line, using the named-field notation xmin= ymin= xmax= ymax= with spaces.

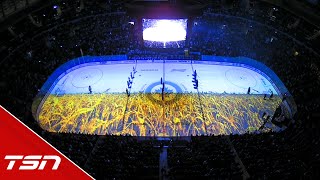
xmin=88 ymin=85 xmax=92 ymax=94
xmin=269 ymin=91 xmax=274 ymax=99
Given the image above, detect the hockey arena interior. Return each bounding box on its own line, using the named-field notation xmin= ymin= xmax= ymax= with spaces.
xmin=0 ymin=0 xmax=319 ymax=179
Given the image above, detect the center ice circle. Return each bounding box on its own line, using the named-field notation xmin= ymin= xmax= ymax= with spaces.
xmin=145 ymin=81 xmax=183 ymax=105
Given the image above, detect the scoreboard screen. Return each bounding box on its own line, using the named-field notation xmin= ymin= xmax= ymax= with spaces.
xmin=142 ymin=19 xmax=187 ymax=48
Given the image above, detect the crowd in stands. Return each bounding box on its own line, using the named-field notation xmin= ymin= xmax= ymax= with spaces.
xmin=230 ymin=132 xmax=308 ymax=179
xmin=84 ymin=136 xmax=159 ymax=179
xmin=43 ymin=132 xmax=99 ymax=167
xmin=168 ymin=136 xmax=243 ymax=179
xmin=0 ymin=0 xmax=319 ymax=179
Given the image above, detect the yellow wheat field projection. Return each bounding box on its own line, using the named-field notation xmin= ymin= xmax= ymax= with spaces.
xmin=38 ymin=93 xmax=281 ymax=136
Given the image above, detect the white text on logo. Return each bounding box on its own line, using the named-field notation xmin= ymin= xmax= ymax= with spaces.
xmin=4 ymin=155 xmax=61 ymax=170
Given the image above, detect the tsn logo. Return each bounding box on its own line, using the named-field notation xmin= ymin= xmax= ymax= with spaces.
xmin=4 ymin=155 xmax=61 ymax=170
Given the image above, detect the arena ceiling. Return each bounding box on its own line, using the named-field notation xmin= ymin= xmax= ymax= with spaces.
xmin=0 ymin=0 xmax=319 ymax=27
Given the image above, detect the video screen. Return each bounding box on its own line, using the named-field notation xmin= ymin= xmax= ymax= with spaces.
xmin=142 ymin=19 xmax=188 ymax=48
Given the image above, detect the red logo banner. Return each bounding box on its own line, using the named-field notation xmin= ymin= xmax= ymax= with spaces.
xmin=0 ymin=106 xmax=93 ymax=179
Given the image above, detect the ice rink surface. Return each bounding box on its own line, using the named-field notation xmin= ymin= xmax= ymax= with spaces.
xmin=36 ymin=60 xmax=284 ymax=136
xmin=51 ymin=61 xmax=278 ymax=96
